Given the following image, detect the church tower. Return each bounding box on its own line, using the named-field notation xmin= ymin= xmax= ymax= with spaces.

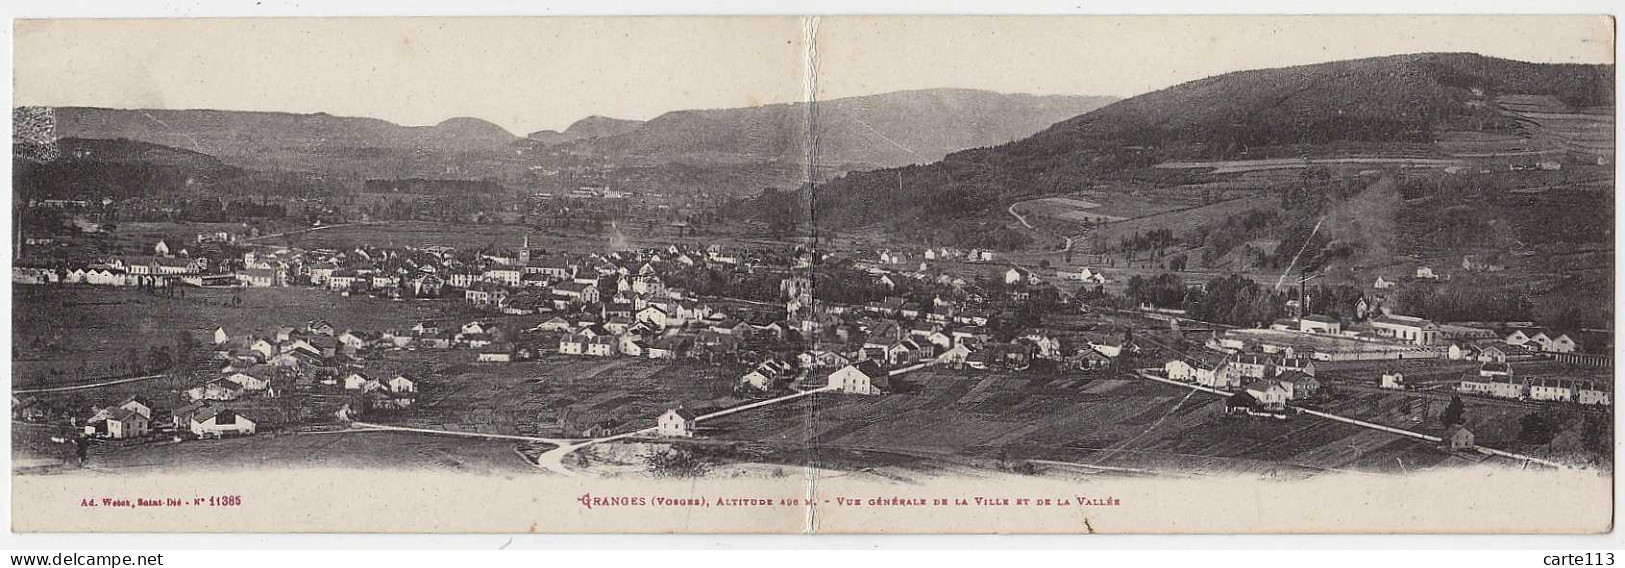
xmin=519 ymin=234 xmax=531 ymax=264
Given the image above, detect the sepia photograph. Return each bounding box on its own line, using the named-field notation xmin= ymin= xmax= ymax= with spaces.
xmin=6 ymin=12 xmax=1617 ymax=536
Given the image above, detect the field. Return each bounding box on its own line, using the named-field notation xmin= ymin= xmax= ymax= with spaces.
xmin=283 ymin=220 xmax=787 ymax=256
xmin=697 ymin=371 xmax=1492 ymax=479
xmin=1155 ymin=156 xmax=1462 ymax=175
xmin=1016 ymin=197 xmax=1126 ymax=224
xmin=366 ymin=354 xmax=748 ymax=439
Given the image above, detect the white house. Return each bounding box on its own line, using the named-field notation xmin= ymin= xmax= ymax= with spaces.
xmin=223 ymin=371 xmax=272 ymax=392
xmin=656 ymin=408 xmax=697 ymax=438
xmin=1243 ymin=379 xmax=1293 ymax=411
xmin=1298 ymin=315 xmax=1342 ymax=335
xmin=1369 ymin=314 xmax=1440 ymax=345
xmin=635 ymin=305 xmax=669 ymax=329
xmin=740 ymin=370 xmax=773 ymax=391
xmin=828 ymin=361 xmax=888 ymax=395
xmin=98 ymin=408 xmax=150 ymax=440
xmin=343 ymin=372 xmax=378 ymax=391
xmin=1164 ymin=359 xmax=1197 ymax=382
xmin=1528 ymin=378 xmax=1575 ymax=402
xmin=1546 ymin=333 xmax=1578 ymax=354
xmin=385 ymin=374 xmax=417 ymax=393
xmin=1380 ymin=372 xmax=1406 ymax=390
xmin=191 ymin=408 xmax=257 ymax=438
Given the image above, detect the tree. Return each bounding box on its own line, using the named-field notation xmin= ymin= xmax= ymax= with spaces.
xmin=1441 ymin=395 xmax=1465 ymax=426
xmin=1582 ymin=414 xmax=1613 ymax=462
xmin=1517 ymin=411 xmax=1561 ymax=446
xmin=645 ymin=447 xmax=712 ymax=478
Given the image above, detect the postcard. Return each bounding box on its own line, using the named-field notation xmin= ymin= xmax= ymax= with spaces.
xmin=10 ymin=15 xmax=1615 ymax=533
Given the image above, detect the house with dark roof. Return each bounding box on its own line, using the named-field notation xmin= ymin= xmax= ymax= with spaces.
xmin=190 ymin=407 xmax=257 ymax=438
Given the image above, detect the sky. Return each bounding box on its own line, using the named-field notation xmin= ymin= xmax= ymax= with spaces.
xmin=13 ymin=15 xmax=1615 ymax=135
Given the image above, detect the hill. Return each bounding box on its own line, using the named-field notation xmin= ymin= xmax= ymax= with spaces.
xmin=811 ymin=53 xmax=1615 ymax=243
xmin=15 ymin=137 xmax=245 ymax=200
xmin=590 ymin=88 xmax=1118 ymax=170
xmin=527 ymin=115 xmax=645 ymax=145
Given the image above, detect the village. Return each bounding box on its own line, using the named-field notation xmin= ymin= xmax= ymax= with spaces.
xmin=10 ymin=216 xmax=1615 ymax=476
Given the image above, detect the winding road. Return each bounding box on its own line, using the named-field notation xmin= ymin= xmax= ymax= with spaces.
xmin=1008 ymin=202 xmax=1035 ymax=229
xmin=243 ymin=221 xmax=374 ymax=244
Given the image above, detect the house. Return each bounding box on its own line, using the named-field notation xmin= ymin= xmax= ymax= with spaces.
xmin=411 ymin=321 xmax=442 ymax=336
xmin=644 ymin=336 xmax=688 ymax=359
xmin=1240 ymin=377 xmax=1291 ymax=410
xmin=1546 ymin=333 xmax=1578 ymax=354
xmin=1232 ymin=354 xmax=1274 ymax=379
xmin=464 ymin=286 xmax=509 ymax=308
xmin=828 ymin=361 xmax=888 ymax=395
xmin=657 ymin=408 xmax=698 ymax=438
xmin=1415 ymin=266 xmax=1438 ymax=280
xmin=1195 ymin=357 xmax=1242 ymax=390
xmin=187 ymin=380 xmax=244 ymax=401
xmin=1298 ymin=315 xmax=1342 ymax=335
xmin=1478 ymin=361 xmax=1512 ymax=380
xmin=1003 ymin=267 xmax=1023 ymax=285
xmin=223 ymin=370 xmax=273 ymax=392
xmin=116 ymin=396 xmax=156 ymax=420
xmin=552 ymin=282 xmax=600 ymax=305
xmin=1226 ymin=391 xmax=1261 ymax=415
xmin=191 ymin=407 xmax=257 ymax=438
xmin=635 ymin=305 xmax=669 ymax=329
xmin=1380 ymin=372 xmax=1406 ymax=390
xmin=171 ymin=401 xmax=212 ymax=430
xmin=1505 ymin=329 xmax=1535 ymax=347
xmin=558 ymin=333 xmax=588 ymax=355
xmin=1164 ymin=358 xmax=1197 ymax=382
xmin=235 ymin=268 xmax=285 ymax=287
xmin=1577 ymin=381 xmax=1612 ymax=406
xmin=586 ymin=335 xmax=618 ymax=357
xmin=307 ymin=320 xmax=336 ymax=336
xmin=343 ymin=371 xmax=379 ymax=391
xmin=535 ymin=316 xmax=574 ymax=333
xmin=1458 ymin=372 xmax=1526 ymax=400
xmin=1069 ymin=348 xmax=1113 ymax=371
xmin=213 ymin=326 xmax=230 ymax=345
xmin=1369 ymin=314 xmax=1441 ymax=345
xmin=1274 ymin=357 xmax=1315 ymax=377
xmin=1443 ymin=425 xmax=1475 ymax=451
xmin=385 ymin=374 xmax=417 ymax=393
xmin=245 ymin=338 xmax=276 ymax=360
xmin=478 ymin=343 xmax=516 ymax=362
xmin=1278 ymin=370 xmax=1320 ymax=400
xmin=367 ymin=389 xmax=416 ymax=410
xmin=740 ymin=369 xmax=774 ymax=391
xmin=1528 ymin=378 xmax=1576 ymax=402
xmin=1526 ymin=331 xmax=1555 ymax=352
xmin=618 ymin=335 xmax=646 ymax=357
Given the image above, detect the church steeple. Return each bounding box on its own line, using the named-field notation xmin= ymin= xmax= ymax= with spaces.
xmin=519 ymin=233 xmax=531 ymax=264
